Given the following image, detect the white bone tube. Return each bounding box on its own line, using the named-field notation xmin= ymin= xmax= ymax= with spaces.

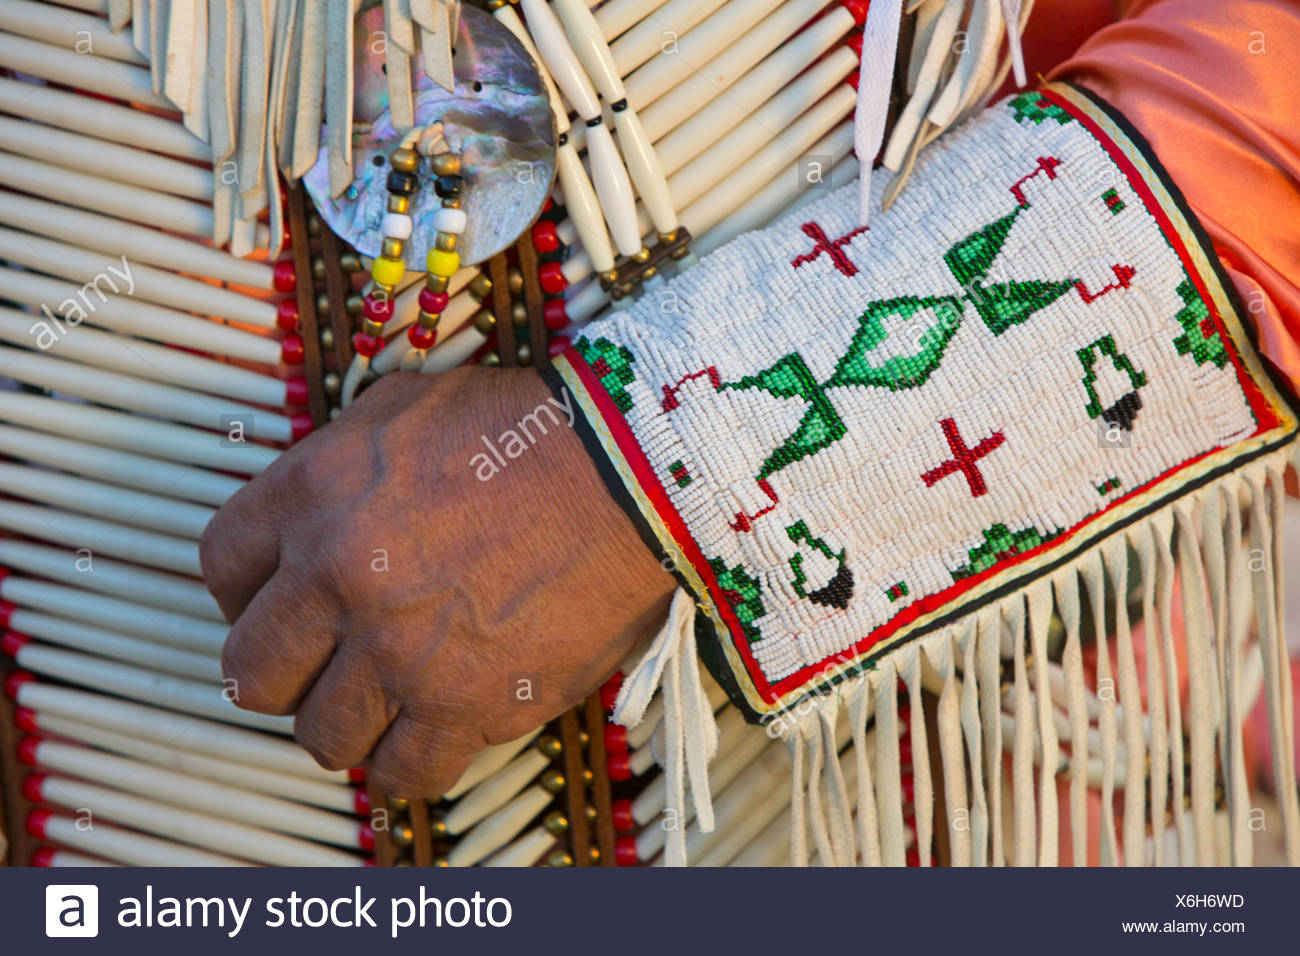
xmin=0 ymin=33 xmax=169 ymax=108
xmin=0 ymin=461 xmax=215 ymax=539
xmin=13 ymin=682 xmax=339 ymax=780
xmin=32 ymin=813 xmax=249 ymax=867
xmin=0 ymin=267 xmax=285 ymax=365
xmin=0 ymin=0 xmax=148 ymax=64
xmin=0 ymin=231 xmax=280 ymax=330
xmin=0 ymin=538 xmax=222 ymax=620
xmin=0 ymin=423 xmax=245 ymax=507
xmin=585 ymin=123 xmax=642 ymax=255
xmin=445 ymin=785 xmax=552 ymax=867
xmin=9 ymin=643 xmax=293 ymax=734
xmin=0 ymin=151 xmax=214 ymax=238
xmin=0 ymin=345 xmax=294 ymax=443
xmin=2 ymin=575 xmax=224 ymax=652
xmin=28 ymin=740 xmax=366 ymax=849
xmin=443 ymin=729 xmax=543 ymax=799
xmin=0 ymin=504 xmax=202 ymax=577
xmin=0 ymin=77 xmax=210 ymax=161
xmin=0 ymin=117 xmax=211 ymax=199
xmin=593 ymin=0 xmax=670 ymax=39
xmin=7 ymin=608 xmax=221 ymax=682
xmin=0 ymin=192 xmax=271 ymax=289
xmin=33 ymin=849 xmax=117 ymax=867
xmin=31 ymin=775 xmax=365 ymax=866
xmin=0 ymin=307 xmax=289 ymax=409
xmin=0 ymin=393 xmax=279 ymax=473
xmin=25 ymin=710 xmax=356 ymax=812
xmin=607 ymin=0 xmax=729 ymax=76
xmin=444 ymin=749 xmax=550 ymax=835
xmin=482 ymin=826 xmax=555 ymax=867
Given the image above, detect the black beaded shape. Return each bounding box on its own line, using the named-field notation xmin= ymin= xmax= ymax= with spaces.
xmin=386 ymin=171 xmax=418 ymax=195
xmin=434 ymin=175 xmax=464 ymax=200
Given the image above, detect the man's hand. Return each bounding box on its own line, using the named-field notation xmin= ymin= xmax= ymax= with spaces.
xmin=200 ymin=368 xmax=674 ymax=796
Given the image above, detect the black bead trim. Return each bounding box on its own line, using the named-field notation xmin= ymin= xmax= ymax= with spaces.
xmin=611 ymin=98 xmax=628 ymax=112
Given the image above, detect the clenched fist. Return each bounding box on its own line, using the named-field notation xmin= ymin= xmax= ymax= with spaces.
xmin=200 ymin=368 xmax=673 ymax=796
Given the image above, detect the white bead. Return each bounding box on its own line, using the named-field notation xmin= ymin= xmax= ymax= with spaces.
xmin=380 ymin=212 xmax=413 ymax=240
xmin=432 ymin=207 xmax=468 ymax=235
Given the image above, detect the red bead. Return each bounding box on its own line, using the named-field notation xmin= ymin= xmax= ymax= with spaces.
xmin=23 ymin=772 xmax=45 ymax=801
xmin=351 ymin=332 xmax=383 ymax=357
xmin=290 ymin=412 xmax=314 ymax=442
xmin=842 ymin=0 xmax=870 ymax=26
xmin=276 ymin=297 xmax=300 ymax=330
xmin=357 ymin=823 xmax=375 ymax=852
xmin=532 ymin=220 xmax=560 ymax=253
xmin=542 ymin=197 xmax=554 ymax=213
xmin=348 ymin=767 xmax=367 ymax=784
xmin=901 ymin=773 xmax=915 ymax=804
xmin=272 ymin=259 xmax=297 ymax=293
xmin=0 ymin=598 xmax=16 ymax=630
xmin=353 ymin=788 xmax=372 ymax=816
xmin=543 ymin=297 xmax=569 ymax=331
xmin=606 ymin=752 xmax=632 ymax=781
xmin=611 ymin=798 xmax=635 ymax=832
xmin=284 ymin=376 xmax=309 ymax=408
xmin=847 ymin=30 xmax=864 ymax=57
xmin=539 ymin=261 xmax=568 ymax=294
xmin=363 ymin=293 xmax=395 ymax=323
xmin=604 ymin=723 xmax=628 ymax=753
xmin=2 ymin=630 xmax=29 ymax=657
xmin=547 ymin=335 xmax=571 ymax=358
xmin=407 ymin=325 xmax=437 ymax=350
xmin=418 ymin=288 xmax=449 ymax=315
xmin=17 ymin=735 xmax=40 ymax=766
xmin=599 ymin=672 xmax=624 ymax=711
xmin=15 ymin=706 xmax=38 ymax=733
xmin=30 ymin=847 xmax=56 ymax=867
xmin=615 ymin=836 xmax=640 ymax=866
xmin=280 ymin=332 xmax=305 ymax=365
xmin=3 ymin=668 xmax=34 ymax=700
xmin=26 ymin=808 xmax=54 ymax=839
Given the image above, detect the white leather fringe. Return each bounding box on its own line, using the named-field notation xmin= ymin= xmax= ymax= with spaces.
xmin=630 ymin=445 xmax=1299 ymax=866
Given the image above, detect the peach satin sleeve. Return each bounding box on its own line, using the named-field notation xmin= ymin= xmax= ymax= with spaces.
xmin=1051 ymin=0 xmax=1300 ymax=395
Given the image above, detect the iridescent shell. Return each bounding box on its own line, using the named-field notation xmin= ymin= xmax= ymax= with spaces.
xmin=304 ymin=6 xmax=556 ymax=267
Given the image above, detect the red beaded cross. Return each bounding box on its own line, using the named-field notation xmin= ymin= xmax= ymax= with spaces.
xmin=791 ymin=222 xmax=868 ymax=278
xmin=920 ymin=418 xmax=1006 ymax=498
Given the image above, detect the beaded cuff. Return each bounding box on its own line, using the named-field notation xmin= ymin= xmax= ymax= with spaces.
xmin=550 ymin=84 xmax=1298 ymax=723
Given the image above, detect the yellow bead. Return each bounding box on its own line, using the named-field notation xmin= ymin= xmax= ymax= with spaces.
xmin=426 ymin=248 xmax=459 ymax=277
xmin=371 ymin=256 xmax=405 ymax=286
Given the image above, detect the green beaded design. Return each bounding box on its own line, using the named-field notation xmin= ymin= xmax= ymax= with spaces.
xmin=785 ymin=521 xmax=846 ymax=600
xmin=576 ymin=336 xmax=637 ymax=412
xmin=1078 ymin=333 xmax=1148 ymax=419
xmin=709 ymin=557 xmax=766 ymax=644
xmin=1009 ymin=90 xmax=1073 ymax=127
xmin=1171 ymin=278 xmax=1231 ymax=370
xmin=951 ymin=523 xmax=1062 ymax=581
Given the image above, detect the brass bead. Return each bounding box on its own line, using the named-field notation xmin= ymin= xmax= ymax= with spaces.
xmin=394 ymin=860 xmax=412 ymax=868
xmin=516 ymin=341 xmax=533 ymax=366
xmin=311 ymin=257 xmax=326 ymax=282
xmin=479 ymin=351 xmax=501 ymax=367
xmin=472 ymin=309 xmax=497 ymax=335
xmin=387 ymin=796 xmax=409 ymax=812
xmin=390 ymin=146 xmax=419 ymax=174
xmin=307 ymin=214 xmax=321 ymax=237
xmin=441 ymin=196 xmax=464 ymax=210
xmin=511 ymin=301 xmax=528 ymax=327
xmin=642 ymin=265 xmax=658 ymax=281
xmin=382 ymin=237 xmax=405 ymax=259
xmin=589 ymin=847 xmax=601 ymax=864
xmin=345 ymin=293 xmax=364 ymax=317
xmin=577 ymin=730 xmax=590 ymax=747
xmin=387 ymin=194 xmax=411 ymax=215
xmin=582 ymin=768 xmax=594 ymax=785
xmin=507 ymin=267 xmax=524 ymax=295
xmin=429 ymin=817 xmax=448 ymax=838
xmin=543 ymin=811 xmax=570 ymax=835
xmin=323 ymin=372 xmax=341 ymax=397
xmin=417 ymin=310 xmax=441 ymax=330
xmin=584 ymin=805 xmax=598 ymax=823
xmin=484 ymin=0 xmax=509 ymax=13
xmin=315 ymin=292 xmax=331 ymax=317
xmin=547 ymin=851 xmax=574 ymax=868
xmin=599 ymin=268 xmax=620 ymax=287
xmin=469 ymin=273 xmax=493 ymax=301
xmin=536 ymin=735 xmax=562 ymax=759
xmin=319 ymin=327 xmax=335 ymax=350
xmin=339 ymin=250 xmax=362 ymax=273
xmin=657 ymin=230 xmax=679 ymax=245
xmin=432 ymin=152 xmax=462 ymax=177
xmin=435 ymin=232 xmax=458 ymax=252
xmin=328 ymin=406 xmax=341 ymax=421
xmin=433 ymin=856 xmax=451 ymax=868
xmin=362 ymin=318 xmax=385 ymax=338
xmin=539 ymin=770 xmax=566 ymax=794
xmin=425 ymin=273 xmax=450 ymax=294
xmin=633 ymin=245 xmax=652 ymax=264
xmin=669 ymin=244 xmax=692 ymax=261
xmin=390 ymin=822 xmax=415 ymax=847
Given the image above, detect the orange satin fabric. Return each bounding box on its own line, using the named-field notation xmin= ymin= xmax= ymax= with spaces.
xmin=1051 ymin=0 xmax=1300 ymax=395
